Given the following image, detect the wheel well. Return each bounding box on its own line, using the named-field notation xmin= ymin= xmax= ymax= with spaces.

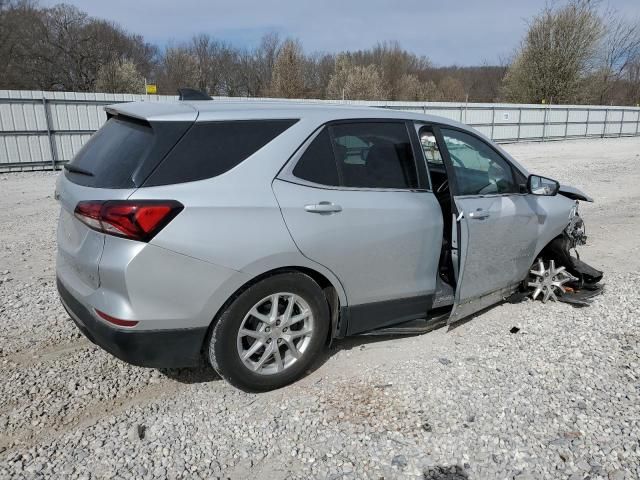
xmin=536 ymin=233 xmax=565 ymax=262
xmin=203 ymin=267 xmax=341 ymax=356
xmin=516 ymin=233 xmax=567 ymax=289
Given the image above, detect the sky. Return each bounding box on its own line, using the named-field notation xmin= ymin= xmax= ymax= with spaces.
xmin=40 ymin=0 xmax=640 ymax=66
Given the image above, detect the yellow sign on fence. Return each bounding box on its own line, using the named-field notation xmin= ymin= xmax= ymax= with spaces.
xmin=146 ymin=84 xmax=157 ymax=94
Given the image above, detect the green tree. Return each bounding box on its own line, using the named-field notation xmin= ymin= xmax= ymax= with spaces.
xmin=503 ymin=0 xmax=603 ymax=104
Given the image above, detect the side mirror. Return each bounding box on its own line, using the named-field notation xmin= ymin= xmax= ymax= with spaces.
xmin=527 ymin=174 xmax=560 ymax=196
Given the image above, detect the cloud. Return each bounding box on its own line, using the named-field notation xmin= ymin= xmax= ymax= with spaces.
xmin=39 ymin=0 xmax=640 ymax=65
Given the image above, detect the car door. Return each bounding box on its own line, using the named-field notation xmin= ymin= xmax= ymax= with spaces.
xmin=273 ymin=120 xmax=443 ymax=335
xmin=436 ymin=127 xmax=539 ymax=322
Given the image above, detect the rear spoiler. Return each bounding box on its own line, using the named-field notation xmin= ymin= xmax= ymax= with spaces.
xmin=104 ymin=102 xmax=198 ymax=123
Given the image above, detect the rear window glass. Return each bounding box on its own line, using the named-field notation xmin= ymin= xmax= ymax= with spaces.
xmin=144 ymin=119 xmax=298 ymax=186
xmin=65 ymin=118 xmax=155 ymax=189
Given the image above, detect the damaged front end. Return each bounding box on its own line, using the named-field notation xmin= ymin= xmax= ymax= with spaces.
xmin=528 ymin=201 xmax=604 ymax=306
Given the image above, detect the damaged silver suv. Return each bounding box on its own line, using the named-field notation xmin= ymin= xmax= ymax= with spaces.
xmin=55 ymin=100 xmax=602 ymax=391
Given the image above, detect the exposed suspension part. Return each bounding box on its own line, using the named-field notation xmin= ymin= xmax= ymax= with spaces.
xmin=527 ymin=201 xmax=604 ymax=306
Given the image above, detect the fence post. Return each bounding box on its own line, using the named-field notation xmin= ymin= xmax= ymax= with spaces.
xmin=602 ymin=108 xmax=609 ymax=138
xmin=565 ymin=108 xmax=569 ymax=139
xmin=619 ymin=110 xmax=624 ymax=137
xmin=585 ymin=109 xmax=590 ymax=137
xmin=516 ymin=107 xmax=522 ymax=141
xmin=541 ymin=106 xmax=548 ymax=142
xmin=636 ymin=109 xmax=640 ymax=136
xmin=490 ymin=106 xmax=495 ymax=140
xmin=42 ymin=95 xmax=57 ymax=170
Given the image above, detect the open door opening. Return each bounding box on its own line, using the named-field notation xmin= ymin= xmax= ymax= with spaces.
xmin=417 ymin=126 xmax=457 ymax=308
xmin=436 ymin=126 xmax=542 ymax=325
xmin=360 ymin=124 xmax=458 ymax=337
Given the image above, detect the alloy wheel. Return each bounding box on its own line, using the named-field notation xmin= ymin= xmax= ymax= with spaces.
xmin=236 ymin=293 xmax=315 ymax=375
xmin=528 ymin=259 xmax=575 ymax=302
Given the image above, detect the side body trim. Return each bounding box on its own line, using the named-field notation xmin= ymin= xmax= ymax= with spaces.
xmin=345 ymin=295 xmax=433 ymax=335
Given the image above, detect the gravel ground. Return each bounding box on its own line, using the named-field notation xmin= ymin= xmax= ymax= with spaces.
xmin=0 ymin=137 xmax=639 ymax=479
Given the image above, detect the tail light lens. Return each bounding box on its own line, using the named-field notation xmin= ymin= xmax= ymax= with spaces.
xmin=74 ymin=200 xmax=183 ymax=242
xmin=95 ymin=309 xmax=139 ymax=327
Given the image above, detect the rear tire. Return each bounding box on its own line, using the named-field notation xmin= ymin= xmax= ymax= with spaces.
xmin=208 ymin=272 xmax=329 ymax=391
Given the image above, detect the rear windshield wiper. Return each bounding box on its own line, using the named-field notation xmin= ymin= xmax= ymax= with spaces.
xmin=63 ymin=164 xmax=94 ymax=177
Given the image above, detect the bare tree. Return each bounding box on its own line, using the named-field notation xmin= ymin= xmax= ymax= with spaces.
xmin=188 ymin=34 xmax=240 ymax=95
xmin=270 ymin=39 xmax=305 ymax=98
xmin=395 ymin=74 xmax=424 ymax=100
xmin=591 ymin=15 xmax=640 ymax=104
xmin=303 ymin=52 xmax=335 ymax=98
xmin=0 ymin=2 xmax=156 ymax=91
xmin=157 ymin=46 xmax=198 ymax=94
xmin=9 ymin=0 xmax=640 ymax=105
xmin=0 ymin=0 xmax=42 ymax=89
xmin=626 ymin=54 xmax=640 ymax=105
xmin=438 ymin=76 xmax=466 ymax=101
xmin=372 ymin=42 xmax=421 ymax=99
xmin=253 ymin=32 xmax=281 ymax=95
xmin=421 ymin=80 xmax=443 ymax=101
xmin=335 ymin=41 xmax=432 ymax=100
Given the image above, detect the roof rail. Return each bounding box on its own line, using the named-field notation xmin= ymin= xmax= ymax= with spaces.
xmin=177 ymin=88 xmax=212 ymax=101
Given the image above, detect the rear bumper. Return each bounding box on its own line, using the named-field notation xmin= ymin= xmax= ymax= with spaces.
xmin=57 ymin=277 xmax=207 ymax=368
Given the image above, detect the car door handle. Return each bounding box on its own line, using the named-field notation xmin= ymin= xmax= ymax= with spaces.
xmin=468 ymin=209 xmax=490 ymax=220
xmin=304 ymin=202 xmax=343 ymax=214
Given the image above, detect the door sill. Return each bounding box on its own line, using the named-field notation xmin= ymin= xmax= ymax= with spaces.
xmin=359 ymin=307 xmax=451 ymax=336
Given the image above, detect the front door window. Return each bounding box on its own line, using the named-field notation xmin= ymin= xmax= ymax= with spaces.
xmin=440 ymin=129 xmax=517 ymax=196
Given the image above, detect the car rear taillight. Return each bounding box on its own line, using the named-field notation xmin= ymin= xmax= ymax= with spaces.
xmin=95 ymin=309 xmax=139 ymax=327
xmin=74 ymin=200 xmax=183 ymax=242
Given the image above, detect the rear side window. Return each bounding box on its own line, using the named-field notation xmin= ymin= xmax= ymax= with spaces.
xmin=329 ymin=122 xmax=418 ymax=189
xmin=292 ymin=129 xmax=340 ymax=186
xmin=291 ymin=122 xmax=419 ymax=190
xmin=144 ymin=119 xmax=298 ymax=186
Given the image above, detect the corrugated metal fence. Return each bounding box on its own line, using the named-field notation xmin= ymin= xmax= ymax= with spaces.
xmin=1 ymin=89 xmax=639 ymax=171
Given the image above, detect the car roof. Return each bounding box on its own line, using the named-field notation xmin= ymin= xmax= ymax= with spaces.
xmin=105 ymin=99 xmax=531 ymax=176
xmin=106 ymin=100 xmax=468 ymax=129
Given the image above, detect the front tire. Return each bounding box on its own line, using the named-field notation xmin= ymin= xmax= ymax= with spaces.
xmin=208 ymin=272 xmax=330 ymax=391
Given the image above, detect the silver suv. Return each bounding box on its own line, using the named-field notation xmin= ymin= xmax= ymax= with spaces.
xmin=56 ymin=100 xmax=598 ymax=391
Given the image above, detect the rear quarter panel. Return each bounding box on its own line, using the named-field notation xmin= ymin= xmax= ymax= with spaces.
xmin=128 ymin=119 xmax=348 ymax=325
xmin=55 ymin=173 xmax=135 ymax=293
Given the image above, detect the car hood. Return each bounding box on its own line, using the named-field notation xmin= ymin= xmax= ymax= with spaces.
xmin=558 ymin=184 xmax=593 ymax=202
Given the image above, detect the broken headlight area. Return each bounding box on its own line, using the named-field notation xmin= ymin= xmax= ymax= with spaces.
xmin=525 ymin=202 xmax=604 ymax=307
xmin=566 ymin=201 xmax=588 ymax=247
